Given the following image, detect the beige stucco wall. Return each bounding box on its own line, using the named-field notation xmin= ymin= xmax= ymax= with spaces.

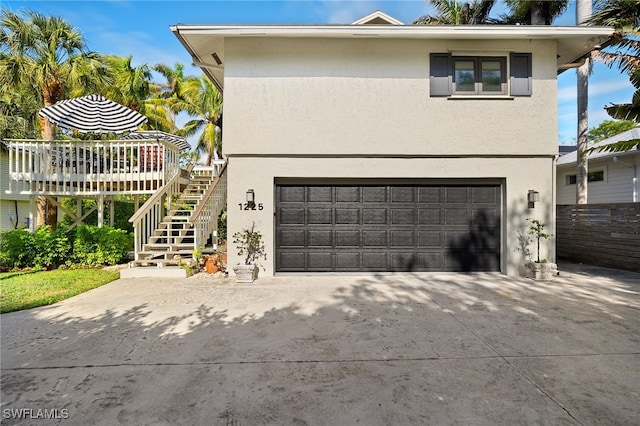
xmin=221 ymin=36 xmax=559 ymax=277
xmin=222 ymin=38 xmax=558 ymax=157
xmin=227 ymin=156 xmax=556 ymax=277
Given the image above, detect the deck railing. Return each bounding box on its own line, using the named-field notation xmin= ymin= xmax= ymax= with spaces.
xmin=192 ymin=162 xmax=228 ymax=250
xmin=5 ymin=139 xmax=181 ymax=195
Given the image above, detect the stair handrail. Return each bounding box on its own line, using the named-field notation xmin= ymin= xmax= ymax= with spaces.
xmin=190 ymin=162 xmax=228 ymax=250
xmin=129 ymin=170 xmax=182 ymax=259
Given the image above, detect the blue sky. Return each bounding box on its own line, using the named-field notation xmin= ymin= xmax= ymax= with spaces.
xmin=4 ymin=0 xmax=634 ymax=145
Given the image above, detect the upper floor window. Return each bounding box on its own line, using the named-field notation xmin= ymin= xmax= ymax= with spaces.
xmin=430 ymin=52 xmax=532 ymax=97
xmin=453 ymin=57 xmax=507 ymax=95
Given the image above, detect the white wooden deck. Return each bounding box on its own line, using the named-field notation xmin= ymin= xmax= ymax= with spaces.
xmin=5 ymin=139 xmax=181 ymax=196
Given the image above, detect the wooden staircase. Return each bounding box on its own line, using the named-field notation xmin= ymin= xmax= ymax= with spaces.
xmin=131 ymin=175 xmax=216 ymax=267
xmin=125 ymin=162 xmax=227 ymax=275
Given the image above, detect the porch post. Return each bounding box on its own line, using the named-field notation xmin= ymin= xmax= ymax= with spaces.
xmin=28 ymin=195 xmax=35 ymax=231
xmin=77 ymin=198 xmax=82 ymax=222
xmin=97 ymin=195 xmax=104 ymax=227
xmin=109 ymin=197 xmax=115 ymax=227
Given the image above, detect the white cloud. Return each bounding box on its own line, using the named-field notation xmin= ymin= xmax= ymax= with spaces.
xmin=558 ymin=78 xmax=633 ymax=104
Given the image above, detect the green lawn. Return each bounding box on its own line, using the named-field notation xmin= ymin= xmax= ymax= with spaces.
xmin=0 ymin=269 xmax=119 ymax=313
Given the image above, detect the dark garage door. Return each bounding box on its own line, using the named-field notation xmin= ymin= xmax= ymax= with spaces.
xmin=275 ymin=183 xmax=501 ymax=272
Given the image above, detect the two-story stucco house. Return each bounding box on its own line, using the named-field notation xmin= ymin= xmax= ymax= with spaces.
xmin=172 ymin=11 xmax=612 ymax=277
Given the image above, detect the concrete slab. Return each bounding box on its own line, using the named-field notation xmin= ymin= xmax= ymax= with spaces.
xmin=1 ymin=262 xmax=639 ymax=425
xmin=119 ymin=266 xmax=187 ymax=279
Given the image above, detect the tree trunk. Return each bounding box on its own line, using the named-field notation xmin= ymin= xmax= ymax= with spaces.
xmin=38 ymin=103 xmax=58 ymax=228
xmin=530 ymin=4 xmax=546 ymax=25
xmin=576 ymin=0 xmax=592 ymax=205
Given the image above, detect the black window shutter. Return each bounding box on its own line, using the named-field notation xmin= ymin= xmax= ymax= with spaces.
xmin=430 ymin=53 xmax=452 ymax=97
xmin=510 ymin=53 xmax=532 ymax=96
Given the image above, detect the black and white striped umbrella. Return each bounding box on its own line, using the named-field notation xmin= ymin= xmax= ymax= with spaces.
xmin=122 ymin=130 xmax=191 ymax=151
xmin=38 ymin=94 xmax=148 ymax=134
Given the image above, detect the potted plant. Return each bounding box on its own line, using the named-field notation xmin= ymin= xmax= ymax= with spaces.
xmin=524 ymin=219 xmax=557 ymax=281
xmin=232 ymin=223 xmax=266 ymax=282
xmin=204 ymin=254 xmax=219 ymax=274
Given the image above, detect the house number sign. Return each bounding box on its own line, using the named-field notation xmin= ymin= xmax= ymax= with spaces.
xmin=239 ymin=203 xmax=264 ymax=211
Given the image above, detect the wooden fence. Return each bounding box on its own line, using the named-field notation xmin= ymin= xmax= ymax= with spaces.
xmin=556 ymin=203 xmax=640 ymax=272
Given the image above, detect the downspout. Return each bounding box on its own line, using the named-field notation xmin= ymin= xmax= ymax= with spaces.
xmin=613 ymin=156 xmax=638 ymax=202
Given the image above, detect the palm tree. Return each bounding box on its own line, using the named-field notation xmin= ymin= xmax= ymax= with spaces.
xmin=1 ymin=9 xmax=107 ymax=226
xmin=152 ymin=62 xmax=186 ymax=100
xmin=589 ymin=0 xmax=640 ymax=73
xmin=0 ymin=9 xmax=107 ymax=140
xmin=103 ymin=55 xmax=151 ymax=112
xmin=576 ymin=0 xmax=592 ymax=205
xmin=413 ymin=0 xmax=495 ymax=25
xmin=586 ymin=0 xmax=640 ymax=153
xmin=147 ymin=62 xmax=188 ymax=133
xmin=177 ymin=76 xmax=223 ymax=166
xmin=500 ymin=0 xmax=569 ymax=25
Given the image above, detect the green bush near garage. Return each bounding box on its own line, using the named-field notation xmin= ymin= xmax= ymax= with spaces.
xmin=0 ymin=225 xmax=133 ymax=270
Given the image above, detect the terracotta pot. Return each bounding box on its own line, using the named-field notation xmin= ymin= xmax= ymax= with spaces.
xmin=205 ymin=255 xmax=219 ymax=274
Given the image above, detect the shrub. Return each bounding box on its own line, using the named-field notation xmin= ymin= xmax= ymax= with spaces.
xmin=71 ymin=225 xmax=133 ymax=266
xmin=0 ymin=228 xmax=35 ymax=269
xmin=32 ymin=225 xmax=72 ymax=268
xmin=0 ymin=225 xmax=133 ymax=270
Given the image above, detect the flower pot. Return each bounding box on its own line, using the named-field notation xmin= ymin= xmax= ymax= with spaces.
xmin=525 ymin=261 xmax=557 ymax=281
xmin=233 ymin=264 xmax=258 ymax=283
xmin=205 ymin=255 xmax=219 ymax=274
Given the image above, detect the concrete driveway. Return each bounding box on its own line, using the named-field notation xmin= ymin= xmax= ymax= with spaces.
xmin=1 ymin=262 xmax=639 ymax=425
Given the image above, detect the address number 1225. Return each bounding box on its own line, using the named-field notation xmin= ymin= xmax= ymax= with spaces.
xmin=239 ymin=203 xmax=264 ymax=211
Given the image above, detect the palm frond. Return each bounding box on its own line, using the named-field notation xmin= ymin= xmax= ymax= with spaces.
xmin=587 ymin=138 xmax=640 ymax=153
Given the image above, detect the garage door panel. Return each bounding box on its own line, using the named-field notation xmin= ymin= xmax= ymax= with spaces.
xmin=336 ymin=186 xmax=360 ymax=202
xmin=279 ymin=208 xmax=305 ymax=225
xmin=390 ymin=253 xmax=416 ymax=271
xmin=391 ymin=187 xmax=416 ymax=202
xmin=391 ymin=209 xmax=415 ymax=225
xmin=445 ymin=209 xmax=470 ymax=225
xmin=308 ymin=230 xmax=332 ymax=247
xmin=363 ymin=252 xmax=388 ymax=270
xmin=390 ymin=230 xmax=415 ymax=247
xmin=445 ymin=187 xmax=469 ymax=203
xmin=418 ymin=231 xmax=442 ymax=247
xmin=276 ymin=183 xmax=500 ymax=272
xmin=336 ymin=252 xmax=360 ymax=270
xmin=335 ymin=208 xmax=360 ymax=224
xmin=279 ymin=230 xmax=305 ymax=247
xmin=279 ymin=252 xmax=306 ymax=270
xmin=308 ymin=186 xmax=332 ymax=202
xmin=419 ymin=252 xmax=445 ymax=270
xmin=336 ymin=230 xmax=360 ymax=247
xmin=446 ymin=249 xmax=500 ymax=271
xmin=363 ymin=230 xmax=387 ymax=247
xmin=472 ymin=187 xmax=499 ymax=203
xmin=418 ymin=187 xmax=442 ymax=203
xmin=363 ymin=187 xmax=387 ymax=202
xmin=279 ymin=186 xmax=305 ymax=202
xmin=307 ymin=208 xmax=331 ymax=224
xmin=472 ymin=209 xmax=497 ymax=225
xmin=307 ymin=252 xmax=333 ymax=270
xmin=363 ymin=208 xmax=387 ymax=224
xmin=418 ymin=209 xmax=441 ymax=225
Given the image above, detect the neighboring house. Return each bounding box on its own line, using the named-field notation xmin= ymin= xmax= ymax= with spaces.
xmin=0 ymin=142 xmax=31 ymax=233
xmin=557 ymin=128 xmax=640 ymax=204
xmin=172 ymin=11 xmax=611 ymax=276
